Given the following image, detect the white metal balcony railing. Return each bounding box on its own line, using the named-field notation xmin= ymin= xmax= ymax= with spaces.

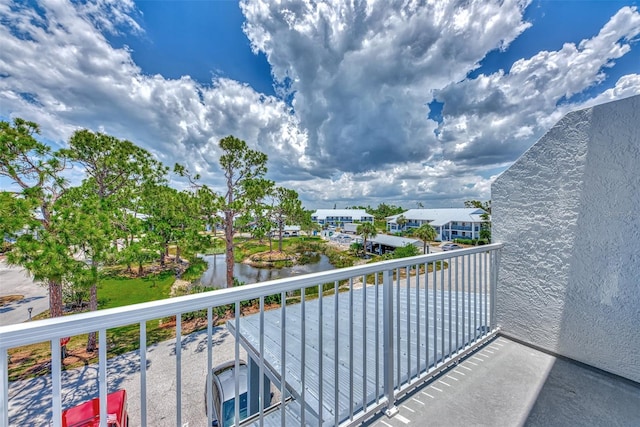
xmin=1 ymin=244 xmax=503 ymax=427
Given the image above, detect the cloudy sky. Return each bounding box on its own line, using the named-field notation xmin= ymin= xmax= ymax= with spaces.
xmin=1 ymin=0 xmax=639 ymax=209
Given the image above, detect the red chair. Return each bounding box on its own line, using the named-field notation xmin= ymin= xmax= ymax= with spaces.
xmin=61 ymin=390 xmax=128 ymax=427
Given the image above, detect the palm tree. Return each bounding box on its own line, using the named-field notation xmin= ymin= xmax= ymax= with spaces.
xmin=356 ymin=222 xmax=377 ymax=257
xmin=413 ymin=223 xmax=436 ymax=254
xmin=396 ymin=215 xmax=408 ymax=232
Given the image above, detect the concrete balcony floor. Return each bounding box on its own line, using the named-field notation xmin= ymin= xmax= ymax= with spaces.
xmin=364 ymin=336 xmax=640 ymax=427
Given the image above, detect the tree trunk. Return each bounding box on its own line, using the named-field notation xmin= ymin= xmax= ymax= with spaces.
xmin=278 ymin=221 xmax=284 ymax=252
xmin=86 ymin=258 xmax=99 ymax=352
xmin=49 ymin=280 xmax=63 ymax=318
xmin=225 ymin=211 xmax=234 ymax=288
xmin=86 ymin=283 xmax=98 ymax=352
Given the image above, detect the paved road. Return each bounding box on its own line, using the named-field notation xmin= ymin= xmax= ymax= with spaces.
xmin=9 ymin=327 xmax=246 ymax=427
xmin=0 ymin=260 xmax=49 ymax=326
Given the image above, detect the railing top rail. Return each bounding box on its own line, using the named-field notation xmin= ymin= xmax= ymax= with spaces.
xmin=0 ymin=243 xmax=503 ymax=349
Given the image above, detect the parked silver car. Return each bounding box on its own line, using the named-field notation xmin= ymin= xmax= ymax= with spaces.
xmin=441 ymin=243 xmax=462 ymax=251
xmin=205 ymin=360 xmax=248 ymax=427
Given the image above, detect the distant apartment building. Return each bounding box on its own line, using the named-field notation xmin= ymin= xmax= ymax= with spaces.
xmin=386 ymin=208 xmax=488 ymax=241
xmin=311 ymin=209 xmax=374 ymax=226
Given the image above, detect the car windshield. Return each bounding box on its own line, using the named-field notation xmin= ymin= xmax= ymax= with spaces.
xmin=221 ymin=392 xmax=248 ymax=427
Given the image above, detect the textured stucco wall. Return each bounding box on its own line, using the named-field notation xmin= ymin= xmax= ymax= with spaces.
xmin=492 ymin=95 xmax=640 ymax=383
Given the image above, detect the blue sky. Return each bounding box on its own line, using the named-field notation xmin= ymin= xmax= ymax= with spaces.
xmin=108 ymin=1 xmax=275 ymax=96
xmin=1 ymin=0 xmax=639 ymax=208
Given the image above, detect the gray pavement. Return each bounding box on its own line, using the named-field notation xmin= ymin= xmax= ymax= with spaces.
xmin=0 ymin=259 xmax=49 ymax=326
xmin=9 ymin=327 xmax=245 ymax=427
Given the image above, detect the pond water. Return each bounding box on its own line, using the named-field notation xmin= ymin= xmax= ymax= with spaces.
xmin=198 ymin=254 xmax=334 ymax=288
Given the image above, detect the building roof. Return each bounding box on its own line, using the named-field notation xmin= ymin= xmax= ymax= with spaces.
xmin=387 ymin=208 xmax=487 ymax=226
xmin=369 ymin=234 xmax=421 ymax=248
xmin=229 ymin=286 xmax=482 ymax=426
xmin=311 ymin=209 xmax=373 ymax=220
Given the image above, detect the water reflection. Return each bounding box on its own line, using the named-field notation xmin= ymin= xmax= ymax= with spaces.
xmin=198 ymin=254 xmax=334 ymax=288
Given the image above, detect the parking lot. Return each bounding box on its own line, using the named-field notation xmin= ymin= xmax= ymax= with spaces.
xmin=0 ymin=259 xmax=49 ymax=327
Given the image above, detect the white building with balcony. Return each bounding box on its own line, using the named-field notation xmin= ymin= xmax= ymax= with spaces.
xmin=386 ymin=208 xmax=488 ymax=241
xmin=311 ymin=209 xmax=374 ymax=227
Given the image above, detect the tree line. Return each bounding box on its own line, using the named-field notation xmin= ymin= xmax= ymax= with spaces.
xmin=1 ymin=118 xmax=307 ymax=351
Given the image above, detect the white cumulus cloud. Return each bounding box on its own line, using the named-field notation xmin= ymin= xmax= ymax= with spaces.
xmin=1 ymin=1 xmax=638 ymax=208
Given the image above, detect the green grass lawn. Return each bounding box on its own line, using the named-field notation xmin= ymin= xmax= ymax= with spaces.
xmin=98 ymin=271 xmax=175 ymax=308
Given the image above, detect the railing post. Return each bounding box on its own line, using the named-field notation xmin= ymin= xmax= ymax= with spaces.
xmin=490 ymin=248 xmax=501 ymax=330
xmin=383 ymin=269 xmax=398 ymax=418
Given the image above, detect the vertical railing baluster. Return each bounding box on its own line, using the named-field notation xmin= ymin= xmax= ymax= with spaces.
xmin=467 ymin=254 xmax=472 ymax=345
xmin=383 ymin=269 xmax=398 ymax=417
xmin=448 ymin=256 xmax=452 ymax=358
xmin=479 ymin=252 xmax=483 ymax=336
xmin=433 ymin=261 xmax=437 ymax=366
xmin=396 ymin=268 xmax=401 ymax=387
xmin=425 ymin=262 xmax=429 ymax=369
xmin=362 ymin=274 xmax=367 ymax=412
xmin=206 ymin=308 xmax=213 ymax=427
xmin=176 ymin=315 xmax=182 ymax=427
xmin=440 ymin=259 xmax=445 ymax=361
xmin=375 ymin=274 xmax=380 ymax=405
xmin=235 ymin=302 xmax=241 ymax=427
xmin=349 ymin=278 xmax=354 ymax=421
xmin=334 ymin=281 xmax=339 ymax=426
xmin=455 ymin=255 xmax=459 ymax=351
xmin=416 ymin=264 xmax=421 ymax=376
xmin=474 ymin=253 xmax=478 ymax=341
xmin=484 ymin=251 xmax=489 ymax=334
xmin=301 ymin=287 xmax=306 ymax=426
xmin=259 ymin=297 xmax=265 ymax=426
xmin=406 ymin=266 xmax=411 ymax=382
xmin=140 ymin=321 xmax=148 ymax=427
xmin=99 ymin=329 xmax=107 ymax=427
xmin=1 ymin=348 xmax=9 ymax=427
xmin=318 ymin=284 xmax=324 ymax=423
xmin=51 ymin=339 xmax=62 ymax=427
xmin=461 ymin=254 xmax=465 ymax=348
xmin=280 ymin=293 xmax=286 ymax=427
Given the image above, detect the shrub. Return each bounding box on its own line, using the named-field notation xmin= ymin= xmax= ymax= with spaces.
xmin=181 ymin=257 xmax=208 ymax=281
xmin=1 ymin=241 xmax=13 ymax=254
xmin=453 ymin=238 xmax=474 ymax=245
xmin=392 ymin=244 xmax=420 ymax=258
xmin=297 ymin=251 xmax=320 ymax=265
